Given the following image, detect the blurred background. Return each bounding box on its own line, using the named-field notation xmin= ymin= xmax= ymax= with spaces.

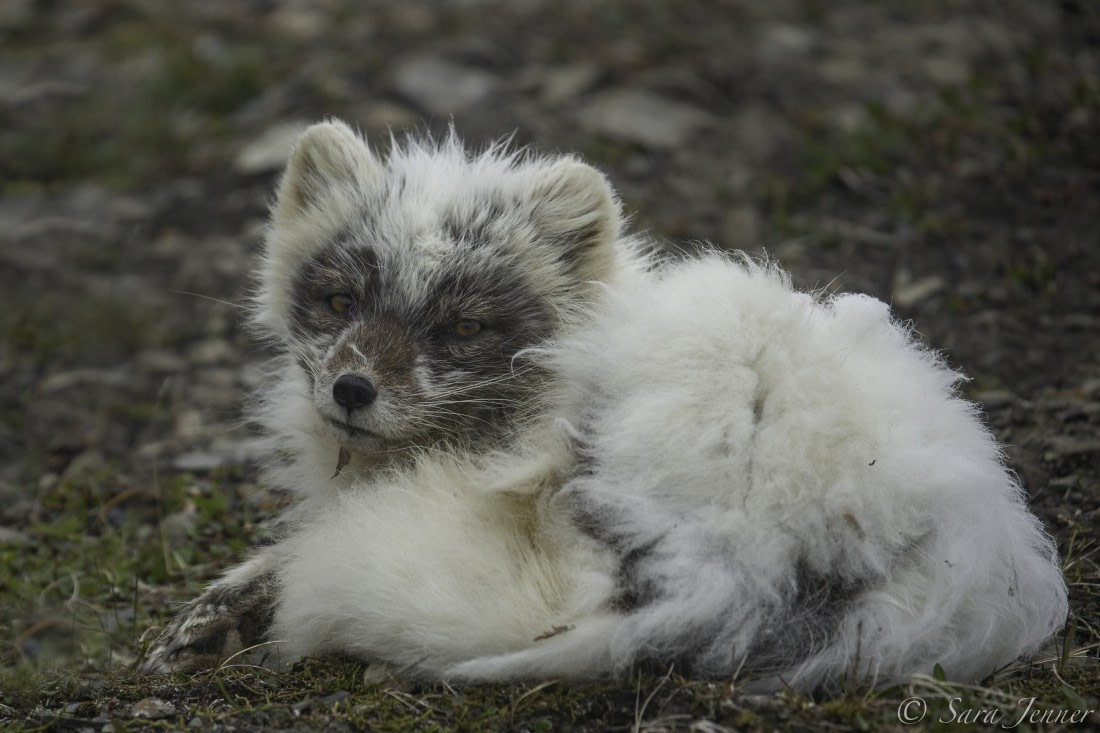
xmin=0 ymin=0 xmax=1097 ymax=686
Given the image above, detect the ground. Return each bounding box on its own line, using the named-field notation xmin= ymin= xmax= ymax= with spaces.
xmin=1 ymin=0 xmax=1097 ymax=731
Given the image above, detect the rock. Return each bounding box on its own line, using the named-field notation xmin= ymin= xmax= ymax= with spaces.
xmin=923 ymin=57 xmax=969 ymax=85
xmin=0 ymin=526 xmax=30 ymax=545
xmin=975 ymin=390 xmax=1018 ymax=411
xmin=539 ymin=63 xmax=600 ymax=105
xmin=317 ymin=690 xmax=351 ymax=704
xmin=1081 ymin=379 xmax=1100 ymax=399
xmin=131 ymin=697 xmax=175 ymax=720
xmin=267 ymin=7 xmax=329 ymax=40
xmin=893 ymin=275 xmax=947 ymax=308
xmin=60 ymin=450 xmax=107 ymax=482
xmin=393 ymin=56 xmax=498 ymax=116
xmin=578 ymin=89 xmax=710 ymax=149
xmin=758 ymin=23 xmax=815 ymax=61
xmin=1043 ymin=437 xmax=1100 ymax=463
xmin=38 ymin=367 xmax=132 ymax=394
xmin=234 ymin=122 xmax=307 ymax=175
xmin=172 ymin=451 xmax=224 ymax=473
xmin=137 ymin=349 xmax=187 ymax=375
xmin=173 ymin=437 xmax=265 ymax=472
xmin=188 ymin=338 xmax=235 ymax=366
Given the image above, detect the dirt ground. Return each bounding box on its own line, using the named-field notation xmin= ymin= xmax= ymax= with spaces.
xmin=1 ymin=1 xmax=1097 ymax=730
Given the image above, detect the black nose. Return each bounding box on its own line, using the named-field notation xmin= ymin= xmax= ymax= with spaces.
xmin=332 ymin=374 xmax=377 ymax=412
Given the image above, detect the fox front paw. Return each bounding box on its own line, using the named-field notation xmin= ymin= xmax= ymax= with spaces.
xmin=142 ymin=573 xmax=277 ymax=674
xmin=141 ymin=600 xmax=247 ymax=673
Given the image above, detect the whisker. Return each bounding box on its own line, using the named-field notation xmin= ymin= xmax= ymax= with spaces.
xmin=169 ymin=289 xmax=246 ymax=309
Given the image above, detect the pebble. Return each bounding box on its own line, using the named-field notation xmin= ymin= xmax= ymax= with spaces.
xmin=234 ymin=122 xmax=308 ymax=175
xmin=38 ymin=368 xmax=133 ymax=394
xmin=578 ymin=88 xmax=710 ymax=149
xmin=976 ymin=390 xmax=1018 ymax=411
xmin=173 ymin=451 xmax=226 ymax=473
xmin=539 ymin=63 xmax=601 ymax=105
xmin=758 ymin=23 xmax=815 ymax=60
xmin=137 ymin=349 xmax=188 ymax=375
xmin=173 ymin=437 xmax=265 ymax=472
xmin=393 ymin=56 xmax=498 ymax=116
xmin=189 ymin=338 xmax=235 ymax=367
xmin=892 ymin=275 xmax=947 ymax=309
xmin=0 ymin=526 xmax=31 ymax=545
xmin=1043 ymin=437 xmax=1100 ymax=463
xmin=131 ymin=697 xmax=175 ymax=720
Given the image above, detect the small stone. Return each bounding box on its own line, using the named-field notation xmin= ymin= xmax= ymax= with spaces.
xmin=189 ymin=338 xmax=234 ymax=366
xmin=975 ymin=390 xmax=1017 ymax=410
xmin=1062 ymin=407 xmax=1089 ymax=424
xmin=318 ymin=690 xmax=351 ymax=704
xmin=1043 ymin=437 xmax=1100 ymax=462
xmin=268 ymin=7 xmax=329 ymax=39
xmin=540 ymin=63 xmax=600 ymax=105
xmin=893 ymin=275 xmax=946 ymax=308
xmin=393 ymin=56 xmax=497 ymax=116
xmin=131 ymin=697 xmax=175 ymax=720
xmin=578 ymin=89 xmax=710 ymax=149
xmin=923 ymin=57 xmax=969 ymax=85
xmin=234 ymin=123 xmax=308 ymax=175
xmin=819 ymin=55 xmax=867 ymax=84
xmin=172 ymin=451 xmax=224 ymax=473
xmin=137 ymin=349 xmax=187 ymax=375
xmin=0 ymin=526 xmax=30 ymax=545
xmin=39 ymin=368 xmax=132 ymax=393
xmin=61 ymin=451 xmax=107 ymax=482
xmin=758 ymin=23 xmax=815 ymax=59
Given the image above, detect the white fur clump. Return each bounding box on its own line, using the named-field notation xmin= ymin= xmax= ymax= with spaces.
xmin=491 ymin=255 xmax=1068 ymax=688
xmin=157 ymin=121 xmax=1066 ymax=691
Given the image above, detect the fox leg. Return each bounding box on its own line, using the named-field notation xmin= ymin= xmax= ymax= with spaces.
xmin=141 ymin=552 xmax=280 ymax=674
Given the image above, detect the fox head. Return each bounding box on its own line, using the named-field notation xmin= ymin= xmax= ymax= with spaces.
xmin=253 ymin=120 xmax=625 ymax=456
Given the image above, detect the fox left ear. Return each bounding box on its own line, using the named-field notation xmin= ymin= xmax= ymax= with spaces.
xmin=257 ymin=120 xmax=383 ymax=338
xmin=272 ymin=120 xmax=383 ymax=229
xmin=528 ymin=160 xmax=621 ymax=283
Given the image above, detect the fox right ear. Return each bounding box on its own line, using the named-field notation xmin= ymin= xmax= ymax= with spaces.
xmin=272 ymin=120 xmax=383 ymax=228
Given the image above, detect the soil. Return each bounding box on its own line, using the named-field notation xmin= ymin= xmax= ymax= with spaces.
xmin=1 ymin=0 xmax=1097 ymax=730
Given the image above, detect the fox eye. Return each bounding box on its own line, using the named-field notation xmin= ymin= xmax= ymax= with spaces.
xmin=327 ymin=294 xmax=354 ymax=314
xmin=450 ymin=319 xmax=483 ymax=339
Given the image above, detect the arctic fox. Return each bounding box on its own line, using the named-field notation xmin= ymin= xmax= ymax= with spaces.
xmin=141 ymin=119 xmax=1068 ymax=691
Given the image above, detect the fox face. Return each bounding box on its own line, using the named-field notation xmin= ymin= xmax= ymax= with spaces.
xmin=253 ymin=121 xmax=623 ymax=454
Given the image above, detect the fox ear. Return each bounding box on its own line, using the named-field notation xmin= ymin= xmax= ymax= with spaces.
xmin=528 ymin=160 xmax=621 ymax=282
xmin=272 ymin=120 xmax=383 ymax=227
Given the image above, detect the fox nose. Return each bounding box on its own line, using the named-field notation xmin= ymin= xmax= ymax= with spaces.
xmin=332 ymin=374 xmax=377 ymax=412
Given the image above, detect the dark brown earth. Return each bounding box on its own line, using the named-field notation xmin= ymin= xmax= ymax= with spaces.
xmin=1 ymin=1 xmax=1097 ymax=731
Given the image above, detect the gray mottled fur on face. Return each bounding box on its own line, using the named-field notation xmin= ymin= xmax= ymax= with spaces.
xmin=254 ymin=120 xmax=628 ymax=458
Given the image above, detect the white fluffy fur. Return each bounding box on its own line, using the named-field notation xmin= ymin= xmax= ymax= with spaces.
xmin=239 ymin=123 xmax=1067 ymax=690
